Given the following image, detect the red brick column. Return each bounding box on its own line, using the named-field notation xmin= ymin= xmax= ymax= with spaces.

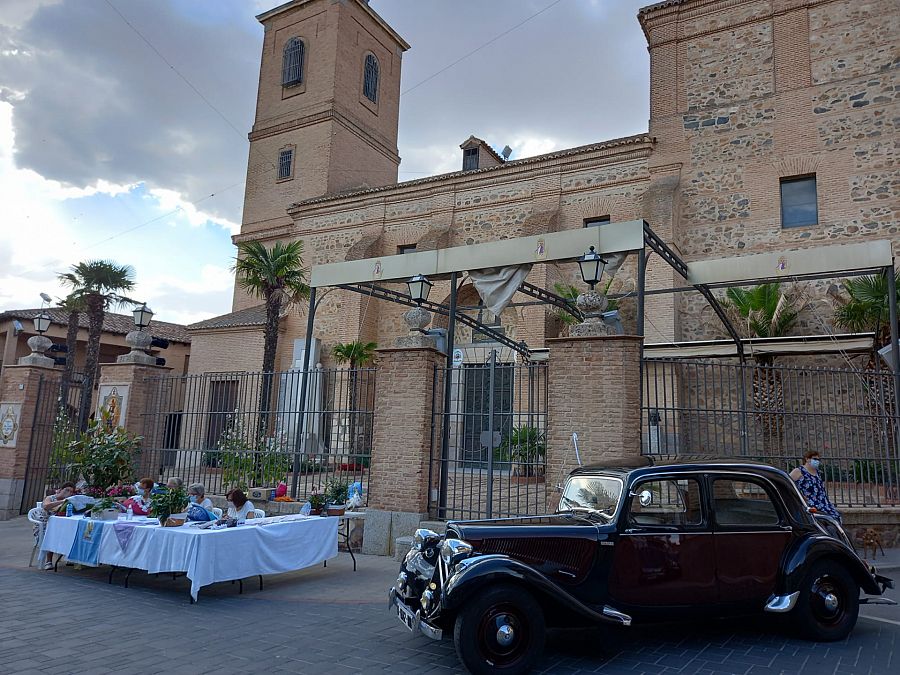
xmin=98 ymin=362 xmax=171 ymax=477
xmin=368 ymin=347 xmax=444 ymax=513
xmin=0 ymin=364 xmax=62 ymax=519
xmin=545 ymin=336 xmax=642 ymax=504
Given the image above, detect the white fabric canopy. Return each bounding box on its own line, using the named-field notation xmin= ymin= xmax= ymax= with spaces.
xmin=42 ymin=514 xmax=339 ymax=600
xmin=468 ymin=265 xmax=532 ymax=315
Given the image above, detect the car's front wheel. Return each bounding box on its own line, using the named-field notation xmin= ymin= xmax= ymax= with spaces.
xmin=793 ymin=559 xmax=859 ymax=641
xmin=453 ymin=583 xmax=546 ymax=674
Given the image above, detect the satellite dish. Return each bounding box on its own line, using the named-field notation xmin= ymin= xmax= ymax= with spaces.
xmin=501 ymin=145 xmax=512 ymax=161
xmin=40 ymin=292 xmax=52 ymax=303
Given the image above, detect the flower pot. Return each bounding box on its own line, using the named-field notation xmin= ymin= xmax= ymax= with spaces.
xmin=95 ymin=508 xmax=120 ymax=521
xmin=326 ymin=504 xmax=345 ymax=517
xmin=309 ymin=508 xmax=321 ymax=516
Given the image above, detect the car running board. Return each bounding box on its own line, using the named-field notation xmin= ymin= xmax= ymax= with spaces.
xmin=601 ymin=606 xmax=632 ymax=626
xmin=860 ymin=597 xmax=898 ymax=605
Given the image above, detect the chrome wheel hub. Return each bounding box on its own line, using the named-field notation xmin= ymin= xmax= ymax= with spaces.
xmin=823 ymin=592 xmax=839 ymax=612
xmin=496 ymin=622 xmax=515 ymax=647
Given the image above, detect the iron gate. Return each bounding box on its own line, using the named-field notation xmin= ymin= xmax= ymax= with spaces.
xmin=642 ymin=358 xmax=900 ymax=507
xmin=20 ymin=373 xmax=89 ymax=514
xmin=140 ymin=367 xmax=375 ymax=501
xmin=430 ymin=352 xmax=548 ymax=520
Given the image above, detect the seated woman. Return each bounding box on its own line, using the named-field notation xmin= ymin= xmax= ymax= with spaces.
xmin=790 ymin=450 xmax=842 ymax=523
xmin=39 ymin=482 xmax=76 ymax=569
xmin=225 ymin=489 xmax=256 ymax=521
xmin=187 ymin=483 xmax=214 ymax=511
xmin=166 ymin=477 xmax=184 ymax=491
xmin=124 ymin=477 xmax=156 ymax=516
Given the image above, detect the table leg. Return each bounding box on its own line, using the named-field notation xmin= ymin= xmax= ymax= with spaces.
xmin=238 ymin=578 xmax=243 ymax=594
xmin=258 ymin=575 xmax=263 ymax=591
xmin=124 ymin=568 xmax=134 ymax=588
xmin=108 ymin=566 xmax=117 ymax=584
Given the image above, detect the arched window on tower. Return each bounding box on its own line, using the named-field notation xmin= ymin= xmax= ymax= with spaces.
xmin=363 ymin=53 xmax=379 ymax=103
xmin=282 ymin=37 xmax=305 ymax=87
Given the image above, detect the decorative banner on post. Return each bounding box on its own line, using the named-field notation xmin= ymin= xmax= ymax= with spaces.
xmin=97 ymin=385 xmax=129 ymax=428
xmin=0 ymin=403 xmax=22 ymax=448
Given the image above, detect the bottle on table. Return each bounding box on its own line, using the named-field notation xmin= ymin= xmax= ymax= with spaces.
xmin=65 ymin=502 xmax=73 ymax=517
xmin=126 ymin=505 xmax=134 ymax=520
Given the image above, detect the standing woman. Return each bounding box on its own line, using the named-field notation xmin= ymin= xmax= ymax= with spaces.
xmin=790 ymin=450 xmax=842 ymax=522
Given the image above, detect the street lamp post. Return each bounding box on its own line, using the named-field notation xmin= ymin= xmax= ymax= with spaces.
xmin=118 ymin=303 xmax=157 ymax=365
xmin=19 ymin=311 xmax=55 ymax=366
xmin=398 ymin=274 xmax=436 ymax=348
xmin=572 ymin=246 xmax=614 ymax=337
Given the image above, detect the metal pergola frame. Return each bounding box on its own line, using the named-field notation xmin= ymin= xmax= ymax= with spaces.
xmin=290 ymin=223 xmax=899 ymax=497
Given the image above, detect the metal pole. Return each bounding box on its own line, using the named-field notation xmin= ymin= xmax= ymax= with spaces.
xmin=886 ymin=266 xmax=900 ymax=460
xmin=486 ymin=349 xmax=496 ymax=519
xmin=438 ymin=272 xmax=458 ymax=518
xmin=637 ymin=247 xmax=647 ymax=451
xmin=291 ymin=287 xmax=317 ymax=500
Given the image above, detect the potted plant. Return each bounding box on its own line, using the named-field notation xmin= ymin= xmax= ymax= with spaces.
xmin=307 ymin=489 xmax=326 ymax=516
xmin=495 ymin=426 xmax=546 ymax=482
xmin=90 ymin=495 xmax=121 ymax=520
xmin=150 ymin=486 xmax=189 ymax=526
xmin=325 ymin=479 xmax=349 ymax=516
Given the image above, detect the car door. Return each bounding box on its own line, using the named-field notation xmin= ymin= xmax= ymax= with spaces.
xmin=609 ymin=474 xmax=718 ymax=608
xmin=710 ymin=473 xmax=793 ymax=604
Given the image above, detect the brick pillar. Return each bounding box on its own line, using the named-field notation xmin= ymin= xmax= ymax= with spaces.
xmin=0 ymin=364 xmax=62 ymax=519
xmin=97 ymin=362 xmax=171 ymax=477
xmin=546 ymin=336 xmax=642 ymax=505
xmin=364 ymin=346 xmax=443 ymax=555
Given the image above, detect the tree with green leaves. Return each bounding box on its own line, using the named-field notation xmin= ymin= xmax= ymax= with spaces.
xmin=233 ymin=240 xmax=309 ymax=430
xmin=722 ymin=283 xmax=808 ymax=450
xmin=58 ymin=261 xmax=136 ymax=428
xmin=332 ymin=341 xmax=377 ymax=456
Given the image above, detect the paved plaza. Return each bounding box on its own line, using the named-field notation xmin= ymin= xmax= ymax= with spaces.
xmin=0 ymin=517 xmax=897 ymax=675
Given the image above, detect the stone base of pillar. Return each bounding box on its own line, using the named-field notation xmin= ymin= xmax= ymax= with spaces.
xmin=116 ymin=351 xmax=158 ymax=365
xmin=0 ymin=478 xmax=24 ymax=520
xmin=17 ymin=354 xmax=56 ymax=367
xmin=394 ymin=334 xmax=438 ymax=349
xmin=360 ymin=508 xmax=430 ymax=556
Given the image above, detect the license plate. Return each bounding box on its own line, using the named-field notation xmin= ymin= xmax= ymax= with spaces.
xmin=396 ymin=600 xmax=416 ymax=632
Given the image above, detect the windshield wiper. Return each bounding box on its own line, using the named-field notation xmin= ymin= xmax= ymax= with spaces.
xmin=558 ymin=496 xmax=608 ymax=522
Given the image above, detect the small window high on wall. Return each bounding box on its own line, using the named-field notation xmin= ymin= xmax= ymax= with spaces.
xmin=363 ymin=54 xmax=379 ymax=103
xmin=282 ymin=38 xmax=305 ymax=87
xmin=278 ymin=148 xmax=294 ymax=180
xmin=584 ymin=216 xmax=611 ymax=227
xmin=780 ymin=176 xmax=818 ymax=228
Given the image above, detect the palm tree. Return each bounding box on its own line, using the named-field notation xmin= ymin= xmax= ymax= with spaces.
xmin=332 ymin=341 xmax=377 ymax=456
xmin=233 ymin=240 xmax=309 ymax=429
xmin=58 ymin=261 xmax=136 ymax=428
xmin=832 ymin=271 xmax=900 ymax=426
xmin=722 ymin=283 xmax=808 ymax=450
xmin=56 ymin=293 xmax=86 ymax=414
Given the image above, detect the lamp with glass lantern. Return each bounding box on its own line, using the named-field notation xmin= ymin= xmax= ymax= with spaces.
xmin=571 ymin=246 xmax=614 ymax=337
xmin=118 ymin=302 xmax=157 ymax=364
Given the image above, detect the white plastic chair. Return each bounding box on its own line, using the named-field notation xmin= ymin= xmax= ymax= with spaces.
xmin=252 ymin=508 xmax=266 ymax=519
xmin=212 ymin=507 xmax=223 ymax=519
xmin=27 ymin=508 xmax=45 ymax=568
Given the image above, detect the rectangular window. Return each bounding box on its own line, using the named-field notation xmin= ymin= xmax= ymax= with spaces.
xmin=584 ymin=216 xmax=611 ymax=228
xmin=398 ymin=244 xmax=417 ymax=254
xmin=278 ymin=149 xmax=294 ymax=180
xmin=780 ymin=175 xmax=817 ymax=228
xmin=463 ymin=148 xmax=479 ymax=171
xmin=712 ymin=479 xmax=780 ymax=527
xmin=628 ymin=478 xmax=702 ymax=528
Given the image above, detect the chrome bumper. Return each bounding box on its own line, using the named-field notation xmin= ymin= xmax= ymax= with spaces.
xmin=764 ymin=591 xmax=799 ymax=613
xmin=389 ymin=588 xmax=443 ymax=640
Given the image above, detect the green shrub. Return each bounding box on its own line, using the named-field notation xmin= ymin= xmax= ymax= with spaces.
xmin=494 ymin=426 xmax=546 ymax=476
xmin=69 ymin=409 xmax=142 ymax=491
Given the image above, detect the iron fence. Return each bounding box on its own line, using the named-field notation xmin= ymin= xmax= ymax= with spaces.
xmin=430 ymin=353 xmax=548 ymax=520
xmin=20 ymin=372 xmax=89 ymax=513
xmin=141 ymin=367 xmax=376 ymax=502
xmin=643 ymin=358 xmax=900 ymax=507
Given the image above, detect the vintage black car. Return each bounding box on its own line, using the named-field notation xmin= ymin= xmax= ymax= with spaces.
xmin=389 ymin=460 xmax=896 ymax=674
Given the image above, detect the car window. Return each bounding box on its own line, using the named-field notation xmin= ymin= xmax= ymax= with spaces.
xmin=712 ymin=478 xmax=780 ymax=527
xmin=628 ymin=478 xmax=702 ymax=528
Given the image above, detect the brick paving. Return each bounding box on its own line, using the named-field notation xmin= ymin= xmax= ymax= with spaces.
xmin=0 ymin=518 xmax=897 ymax=675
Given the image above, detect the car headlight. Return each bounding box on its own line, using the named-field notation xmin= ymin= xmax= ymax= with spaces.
xmin=440 ymin=538 xmax=473 ymax=567
xmin=413 ymin=528 xmax=441 ymax=552
xmin=420 ymin=589 xmax=434 ymax=612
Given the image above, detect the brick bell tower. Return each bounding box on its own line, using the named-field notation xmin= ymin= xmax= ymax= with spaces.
xmin=240 ymin=0 xmax=410 ymax=237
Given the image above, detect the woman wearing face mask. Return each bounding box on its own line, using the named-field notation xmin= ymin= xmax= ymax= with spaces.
xmin=187 ymin=483 xmax=214 ymax=511
xmin=225 ymin=489 xmax=256 ymax=521
xmin=790 ymin=450 xmax=842 ymax=522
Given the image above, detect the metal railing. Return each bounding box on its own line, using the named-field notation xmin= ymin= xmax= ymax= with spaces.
xmin=643 ymin=358 xmax=900 ymax=507
xmin=430 ymin=353 xmax=549 ymax=520
xmin=141 ymin=367 xmax=375 ymax=502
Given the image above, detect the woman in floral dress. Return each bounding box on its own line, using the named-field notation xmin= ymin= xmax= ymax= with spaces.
xmin=790 ymin=450 xmax=842 ymax=523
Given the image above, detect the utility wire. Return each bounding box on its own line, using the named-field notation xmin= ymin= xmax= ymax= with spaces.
xmin=401 ymin=0 xmax=565 ymax=96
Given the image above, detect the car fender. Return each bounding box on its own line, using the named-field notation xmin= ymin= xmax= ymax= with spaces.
xmin=781 ymin=534 xmax=881 ymax=595
xmin=442 ymin=554 xmax=619 ymax=625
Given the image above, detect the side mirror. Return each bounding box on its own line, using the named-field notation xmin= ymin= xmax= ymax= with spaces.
xmin=638 ymin=490 xmax=653 ymax=507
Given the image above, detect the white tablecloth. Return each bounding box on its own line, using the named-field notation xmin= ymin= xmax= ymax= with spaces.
xmin=42 ymin=515 xmax=339 ymax=600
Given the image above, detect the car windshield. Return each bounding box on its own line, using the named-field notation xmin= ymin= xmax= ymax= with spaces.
xmin=559 ymin=476 xmax=622 ymax=518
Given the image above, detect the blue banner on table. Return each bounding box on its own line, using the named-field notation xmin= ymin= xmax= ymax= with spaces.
xmin=68 ymin=519 xmax=105 ymax=566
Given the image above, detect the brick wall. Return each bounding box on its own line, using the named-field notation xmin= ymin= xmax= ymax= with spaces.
xmin=368 ymin=347 xmax=443 ymax=512
xmin=545 ymin=336 xmax=643 ymax=496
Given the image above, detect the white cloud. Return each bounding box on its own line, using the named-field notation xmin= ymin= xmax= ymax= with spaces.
xmin=147 ymin=187 xmax=240 ymax=234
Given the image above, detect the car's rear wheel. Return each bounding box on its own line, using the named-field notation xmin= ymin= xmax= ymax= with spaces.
xmin=793 ymin=559 xmax=859 ymax=641
xmin=453 ymin=583 xmax=545 ymax=674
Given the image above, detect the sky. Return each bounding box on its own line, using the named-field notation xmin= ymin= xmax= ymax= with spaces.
xmin=0 ymin=0 xmax=650 ymax=326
